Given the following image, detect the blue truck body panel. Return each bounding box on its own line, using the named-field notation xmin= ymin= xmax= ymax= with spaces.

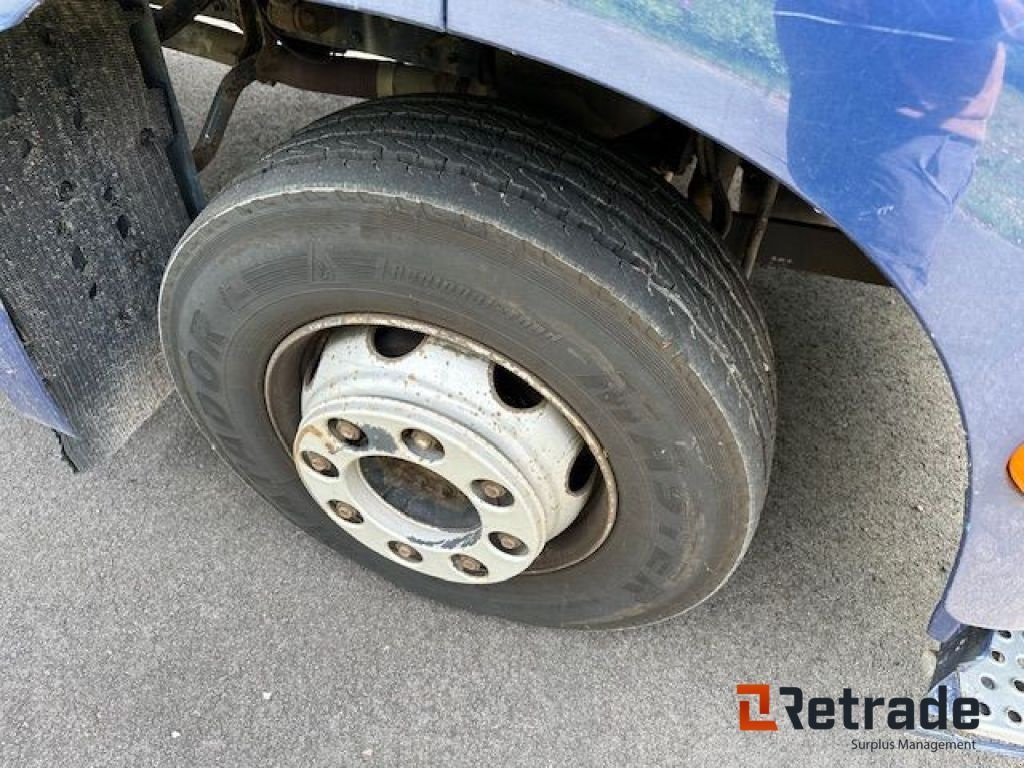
xmin=0 ymin=0 xmax=35 ymax=30
xmin=1 ymin=0 xmax=1022 ymax=633
xmin=0 ymin=298 xmax=75 ymax=435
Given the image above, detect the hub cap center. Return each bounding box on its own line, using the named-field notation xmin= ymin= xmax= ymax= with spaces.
xmin=360 ymin=456 xmax=480 ymax=533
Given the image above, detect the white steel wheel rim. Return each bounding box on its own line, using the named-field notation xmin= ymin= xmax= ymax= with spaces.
xmin=277 ymin=317 xmax=616 ymax=584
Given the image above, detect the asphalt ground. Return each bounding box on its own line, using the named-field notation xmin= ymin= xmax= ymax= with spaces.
xmin=0 ymin=51 xmax=1010 ymax=767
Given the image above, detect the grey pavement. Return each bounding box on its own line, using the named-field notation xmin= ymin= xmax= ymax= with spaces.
xmin=0 ymin=51 xmax=1008 ymax=767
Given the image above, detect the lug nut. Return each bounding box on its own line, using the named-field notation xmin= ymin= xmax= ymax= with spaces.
xmin=490 ymin=532 xmax=527 ymax=555
xmin=330 ymin=419 xmax=364 ymax=445
xmin=411 ymin=430 xmax=437 ymax=452
xmin=302 ymin=450 xmax=337 ymax=477
xmin=389 ymin=541 xmax=423 ymax=563
xmin=452 ymin=554 xmax=488 ymax=577
xmin=473 ymin=479 xmax=513 ymax=507
xmin=329 ymin=501 xmax=363 ymax=524
xmin=481 ymin=481 xmax=506 ymax=500
xmin=403 ymin=429 xmax=444 ymax=460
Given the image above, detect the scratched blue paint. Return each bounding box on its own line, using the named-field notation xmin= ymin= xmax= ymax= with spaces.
xmin=0 ymin=299 xmax=75 ymax=435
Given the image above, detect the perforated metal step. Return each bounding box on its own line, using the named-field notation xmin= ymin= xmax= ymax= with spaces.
xmin=924 ymin=627 xmax=1024 ymax=756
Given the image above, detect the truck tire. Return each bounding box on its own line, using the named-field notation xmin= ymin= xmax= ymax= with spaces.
xmin=159 ymin=95 xmax=776 ymax=628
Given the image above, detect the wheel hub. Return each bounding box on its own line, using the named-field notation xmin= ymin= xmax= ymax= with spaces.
xmin=360 ymin=456 xmax=480 ymax=532
xmin=292 ymin=323 xmax=600 ymax=583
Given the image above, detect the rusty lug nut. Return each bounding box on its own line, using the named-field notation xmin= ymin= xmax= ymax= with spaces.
xmin=331 ymin=419 xmax=364 ymax=444
xmin=329 ymin=501 xmax=363 ymax=524
xmin=302 ymin=450 xmax=337 ymax=476
xmin=389 ymin=541 xmax=422 ymax=563
xmin=452 ymin=554 xmax=488 ymax=576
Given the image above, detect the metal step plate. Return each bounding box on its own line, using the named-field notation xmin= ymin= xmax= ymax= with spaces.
xmin=924 ymin=627 xmax=1024 ymax=756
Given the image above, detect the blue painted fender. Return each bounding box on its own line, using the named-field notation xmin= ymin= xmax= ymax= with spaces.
xmin=340 ymin=0 xmax=1024 ymax=634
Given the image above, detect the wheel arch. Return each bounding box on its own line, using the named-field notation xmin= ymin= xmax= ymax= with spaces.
xmin=311 ymin=0 xmax=1024 ymax=634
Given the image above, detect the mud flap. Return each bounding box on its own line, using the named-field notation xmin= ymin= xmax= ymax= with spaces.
xmin=0 ymin=0 xmax=198 ymax=469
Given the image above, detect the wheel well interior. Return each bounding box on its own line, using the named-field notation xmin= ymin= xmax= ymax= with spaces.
xmin=162 ymin=0 xmax=883 ymax=283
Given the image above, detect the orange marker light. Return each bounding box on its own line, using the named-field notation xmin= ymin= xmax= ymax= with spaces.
xmin=1010 ymin=444 xmax=1024 ymax=495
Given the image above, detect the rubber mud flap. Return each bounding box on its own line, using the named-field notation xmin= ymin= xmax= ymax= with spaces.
xmin=0 ymin=0 xmax=194 ymax=468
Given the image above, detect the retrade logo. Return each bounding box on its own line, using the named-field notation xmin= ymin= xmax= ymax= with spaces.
xmin=735 ymin=685 xmax=981 ymax=732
